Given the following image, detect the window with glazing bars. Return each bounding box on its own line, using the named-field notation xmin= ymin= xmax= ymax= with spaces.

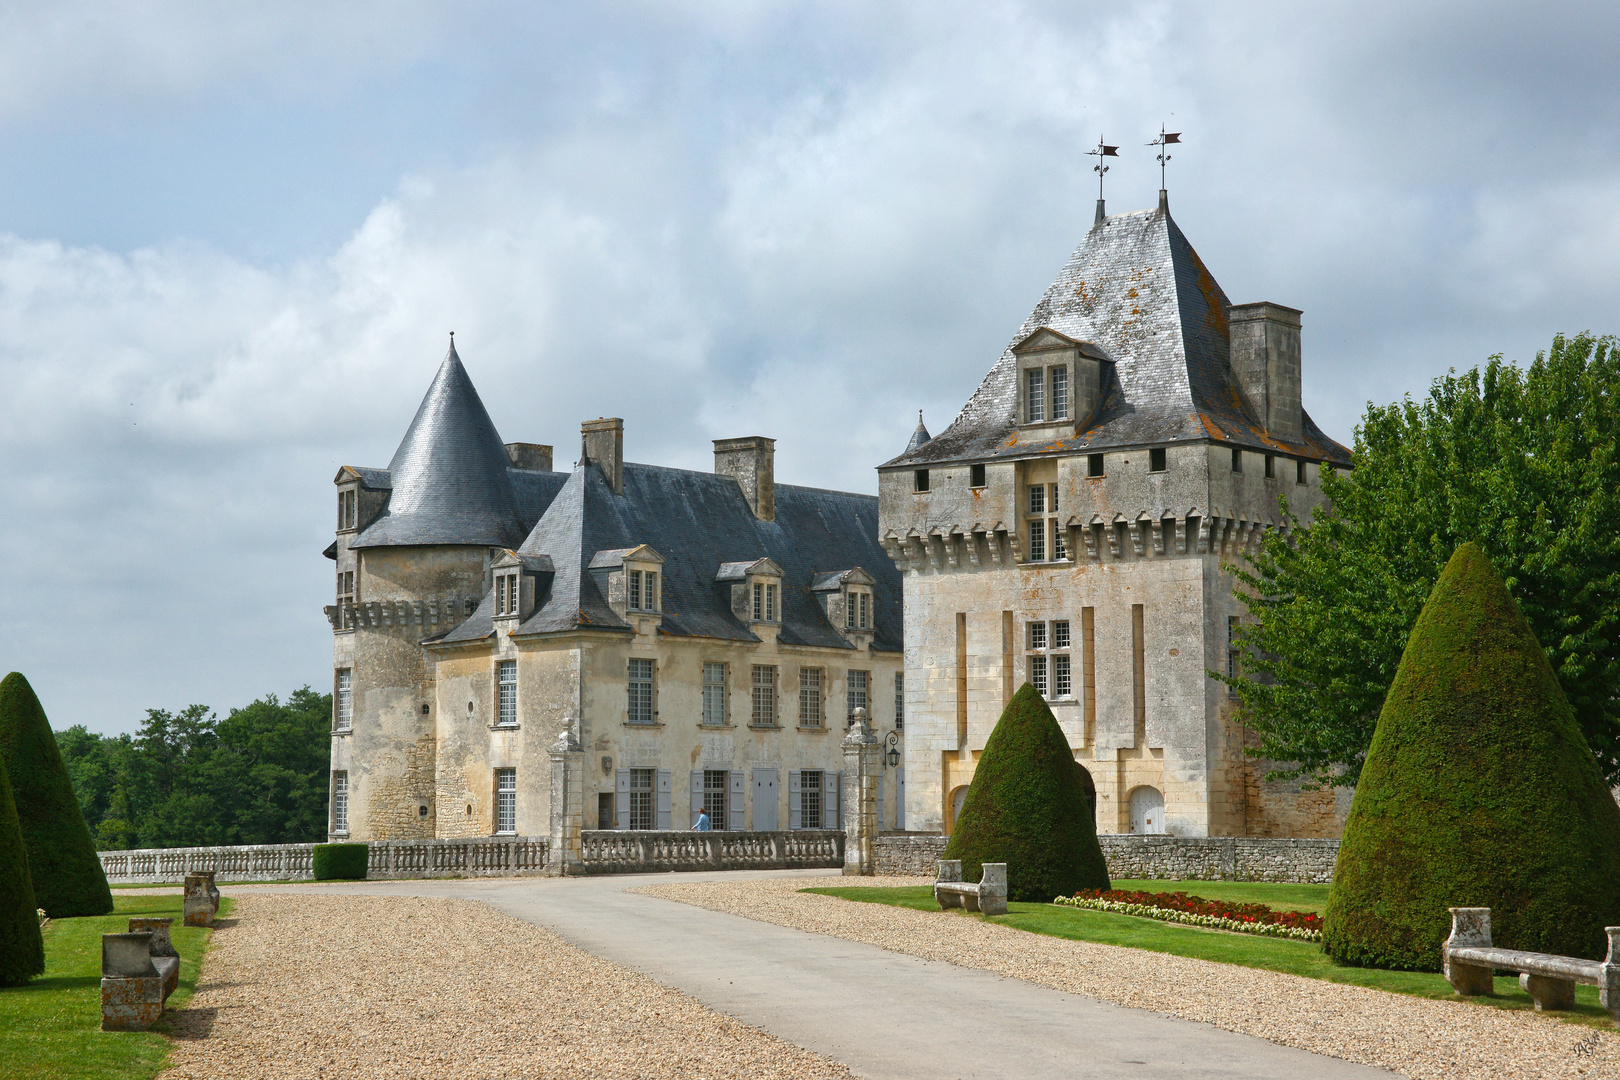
xmin=1054 ymin=654 xmax=1072 ymax=698
xmin=702 ymin=662 xmax=727 ymax=725
xmin=1029 ymin=654 xmax=1048 ymax=697
xmin=1026 ymin=369 xmax=1044 ymax=422
xmin=335 ymin=669 xmax=352 ymax=731
xmin=332 ymin=771 xmax=349 ymax=833
xmin=627 ymin=658 xmax=655 ymax=724
xmin=338 ymin=489 xmax=357 ymax=530
xmin=703 ymin=769 xmax=728 ymax=829
xmin=847 ymin=669 xmax=868 ymax=721
xmin=495 ymin=572 xmax=520 ymax=616
xmin=894 ymin=672 xmax=904 ymax=731
xmin=336 ymin=571 xmax=355 ymax=628
xmin=495 ymin=768 xmax=516 ymax=833
xmin=752 ymin=582 xmax=778 ymax=622
xmin=1050 ymin=366 xmax=1069 ymax=420
xmin=801 ymin=769 xmax=823 ymax=829
xmin=751 ymin=665 xmax=777 ymax=726
xmin=628 ymin=569 xmax=658 ymax=611
xmin=628 ymin=768 xmax=654 ymax=829
xmin=799 ymin=667 xmax=823 ymax=727
xmin=496 ymin=660 xmax=517 ymax=726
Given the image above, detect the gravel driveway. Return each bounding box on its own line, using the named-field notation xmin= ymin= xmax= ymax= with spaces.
xmin=161 ymin=893 xmax=852 ymax=1079
xmin=635 ymin=875 xmax=1619 ymax=1080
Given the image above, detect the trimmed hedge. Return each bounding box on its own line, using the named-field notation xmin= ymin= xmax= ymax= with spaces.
xmin=312 ymin=842 xmax=369 ymax=881
xmin=1323 ymin=543 xmax=1620 ymax=971
xmin=0 ymin=752 xmax=45 ymax=985
xmin=943 ymin=683 xmax=1110 ymax=902
xmin=0 ymin=673 xmax=113 ymax=918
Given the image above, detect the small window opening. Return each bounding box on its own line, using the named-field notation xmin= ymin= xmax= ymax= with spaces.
xmin=1265 ymin=454 xmax=1275 ymax=478
xmin=1149 ymin=448 xmax=1167 ymax=473
xmin=1087 ymin=453 xmax=1104 ymax=477
xmin=970 ymin=463 xmax=986 ymax=488
xmin=1231 ymin=447 xmax=1243 ymax=473
xmin=1296 ymin=459 xmax=1307 ymax=485
xmin=914 ymin=468 xmax=930 ymax=492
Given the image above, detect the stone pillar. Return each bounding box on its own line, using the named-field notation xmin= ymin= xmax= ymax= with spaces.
xmin=843 ymin=707 xmax=881 ymax=876
xmin=546 ymin=722 xmax=585 ymax=877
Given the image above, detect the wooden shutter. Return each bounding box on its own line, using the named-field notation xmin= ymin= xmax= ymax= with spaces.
xmin=896 ymin=768 xmax=906 ymax=830
xmin=728 ymin=771 xmax=745 ymax=831
xmin=656 ymin=769 xmax=672 ymax=830
xmin=689 ymin=771 xmax=704 ymax=827
xmin=824 ymin=771 xmax=841 ymax=829
xmin=615 ymin=770 xmax=630 ymax=830
xmin=788 ymin=771 xmax=802 ymax=830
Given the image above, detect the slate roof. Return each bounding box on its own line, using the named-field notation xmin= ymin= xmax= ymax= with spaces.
xmin=352 ymin=341 xmax=535 ymax=548
xmin=884 ymin=199 xmax=1351 ymax=469
xmin=904 ymin=412 xmax=932 ymax=454
xmin=438 ymin=460 xmax=901 ymax=652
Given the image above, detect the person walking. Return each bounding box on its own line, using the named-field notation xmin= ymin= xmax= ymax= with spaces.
xmin=693 ymin=808 xmax=711 ymax=831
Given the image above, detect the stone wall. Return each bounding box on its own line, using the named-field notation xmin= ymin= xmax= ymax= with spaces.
xmin=871 ymin=834 xmax=1339 ymax=884
xmin=100 ymin=836 xmax=549 ymax=884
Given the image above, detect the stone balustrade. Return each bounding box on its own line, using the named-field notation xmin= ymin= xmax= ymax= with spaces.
xmin=578 ymin=829 xmax=844 ymax=874
xmin=99 ymin=836 xmax=550 ymax=884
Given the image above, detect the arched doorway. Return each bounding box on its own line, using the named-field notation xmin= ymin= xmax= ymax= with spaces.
xmin=1128 ymin=785 xmax=1164 ymax=834
xmin=947 ymin=785 xmax=969 ymax=834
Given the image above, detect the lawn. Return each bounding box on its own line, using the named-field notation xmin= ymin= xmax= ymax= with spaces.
xmin=806 ymin=880 xmax=1615 ymax=1029
xmin=0 ymin=893 xmax=229 ymax=1080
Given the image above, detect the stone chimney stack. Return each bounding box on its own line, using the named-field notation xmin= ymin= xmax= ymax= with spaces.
xmin=714 ymin=436 xmax=775 ymax=522
xmin=504 ymin=443 xmax=553 ymax=471
xmin=1228 ymin=303 xmax=1303 ymax=441
xmin=581 ymin=418 xmax=624 ymax=494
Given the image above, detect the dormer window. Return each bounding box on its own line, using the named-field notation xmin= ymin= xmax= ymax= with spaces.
xmin=1026 ymin=369 xmax=1045 ymax=422
xmin=337 ymin=489 xmax=357 ymax=531
xmin=628 ymin=569 xmax=659 ymax=612
xmin=753 ymin=581 xmax=778 ymax=622
xmin=495 ymin=571 xmax=521 ymax=616
xmin=845 ymin=588 xmax=871 ymax=630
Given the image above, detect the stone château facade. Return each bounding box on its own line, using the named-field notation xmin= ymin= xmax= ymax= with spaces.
xmin=878 ymin=192 xmax=1354 ymax=839
xmin=325 ymin=345 xmax=904 ymax=849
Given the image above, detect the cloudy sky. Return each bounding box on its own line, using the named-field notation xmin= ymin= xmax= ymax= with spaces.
xmin=3 ymin=1 xmax=1616 ymax=735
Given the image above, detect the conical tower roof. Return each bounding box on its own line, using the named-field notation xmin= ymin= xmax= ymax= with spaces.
xmin=904 ymin=411 xmax=931 ymax=454
xmin=352 ymin=340 xmax=526 ymax=548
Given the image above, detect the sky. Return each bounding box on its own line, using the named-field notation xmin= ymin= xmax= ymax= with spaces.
xmin=3 ymin=1 xmax=1617 ymax=735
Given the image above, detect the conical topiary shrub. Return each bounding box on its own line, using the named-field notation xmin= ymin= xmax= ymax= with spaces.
xmin=1322 ymin=543 xmax=1620 ymax=971
xmin=943 ymin=683 xmax=1110 ymax=902
xmin=0 ymin=673 xmax=114 ymax=917
xmin=0 ymin=753 xmax=46 ymax=986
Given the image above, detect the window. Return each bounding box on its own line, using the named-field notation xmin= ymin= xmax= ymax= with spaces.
xmin=1088 ymin=453 xmax=1105 ymax=477
xmin=335 ymin=669 xmax=352 ymax=731
xmin=336 ymin=571 xmax=355 ymax=629
xmin=495 ymin=571 xmax=520 ymax=616
xmin=861 ymin=591 xmax=870 ymax=628
xmin=496 ymin=660 xmax=517 ymax=727
xmin=1051 ymin=519 xmax=1066 ymax=561
xmin=799 ymin=667 xmax=823 ymax=727
xmin=338 ymin=489 xmax=357 ymax=530
xmin=914 ymin=468 xmax=930 ymax=492
xmin=1227 ymin=616 xmax=1241 ymax=687
xmin=1027 ymin=483 xmax=1061 ymax=562
xmin=495 ymin=768 xmax=516 ymax=833
xmin=1296 ymin=459 xmax=1308 ymax=485
xmin=1050 ymin=366 xmax=1069 ymax=420
xmin=751 ymin=665 xmax=777 ymax=726
xmin=1149 ymin=447 xmax=1167 ymax=473
xmin=846 ymin=589 xmax=870 ymax=630
xmin=628 ymin=570 xmax=640 ymax=611
xmin=703 ymin=769 xmax=728 ymax=829
xmin=847 ymin=669 xmax=869 ymax=721
xmin=702 ymin=662 xmax=727 ymax=726
xmin=1029 ymin=655 xmax=1049 ymax=696
xmin=1026 ymin=369 xmax=1045 ymax=423
xmin=628 ymin=569 xmax=659 ymax=611
xmin=894 ymin=672 xmax=904 ymax=731
xmin=801 ymin=769 xmax=824 ymax=829
xmin=1028 ymin=484 xmax=1046 ymax=515
xmin=1027 ymin=619 xmax=1072 ymax=700
xmin=1028 ymin=621 xmax=1048 ymax=650
xmin=1231 ymin=447 xmax=1243 ymax=473
xmin=1054 ymin=654 xmax=1072 ymax=697
xmin=752 ymin=582 xmax=778 ymax=622
xmin=1053 ymin=619 xmax=1070 ymax=649
xmin=628 ymin=768 xmax=654 ymax=830
xmin=332 ymin=771 xmax=348 ymax=833
xmin=627 ymin=658 xmax=655 ymax=724
xmin=970 ymin=462 xmax=986 ymax=488
xmin=1265 ymin=454 xmax=1276 ymax=479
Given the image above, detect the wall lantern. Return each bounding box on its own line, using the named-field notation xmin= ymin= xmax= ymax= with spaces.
xmin=886 ymin=746 xmax=901 ymax=769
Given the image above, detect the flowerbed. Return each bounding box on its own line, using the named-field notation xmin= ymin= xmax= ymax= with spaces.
xmin=1053 ymin=889 xmax=1323 ymax=942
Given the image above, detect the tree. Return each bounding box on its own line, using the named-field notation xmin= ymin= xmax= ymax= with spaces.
xmin=943 ymin=684 xmax=1110 ymax=902
xmin=1226 ymin=333 xmax=1620 ymax=788
xmin=1322 ymin=543 xmax=1620 ymax=970
xmin=0 ymin=673 xmax=114 ymax=917
xmin=0 ymin=753 xmax=46 ymax=986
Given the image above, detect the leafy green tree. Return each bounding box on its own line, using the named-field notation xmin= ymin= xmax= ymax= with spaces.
xmin=1226 ymin=333 xmax=1620 ymax=788
xmin=0 ymin=753 xmax=45 ymax=986
xmin=0 ymin=673 xmax=114 ymax=916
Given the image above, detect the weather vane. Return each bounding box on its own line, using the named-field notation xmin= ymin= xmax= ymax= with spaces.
xmin=1085 ymin=135 xmax=1119 ymax=201
xmin=1147 ymin=124 xmax=1181 ymax=189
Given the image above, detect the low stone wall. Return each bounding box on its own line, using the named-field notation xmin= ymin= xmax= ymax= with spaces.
xmin=99 ymin=836 xmax=550 ymax=884
xmin=578 ymin=830 xmax=843 ymax=874
xmin=871 ymin=834 xmax=1340 ymax=883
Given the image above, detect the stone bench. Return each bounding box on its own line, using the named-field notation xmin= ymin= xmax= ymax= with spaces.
xmin=933 ymin=860 xmax=1008 ymax=917
xmin=1443 ymin=906 xmax=1620 ymax=1025
xmin=101 ymin=926 xmax=180 ymax=1031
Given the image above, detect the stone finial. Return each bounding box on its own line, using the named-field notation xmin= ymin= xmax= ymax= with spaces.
xmin=552 ymin=717 xmax=582 ymax=754
xmin=843 ymin=706 xmax=878 ymax=746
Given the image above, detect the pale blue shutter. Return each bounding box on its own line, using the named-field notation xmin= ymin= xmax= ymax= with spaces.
xmin=656 ymin=769 xmax=672 ymax=830
xmin=896 ymin=768 xmax=906 ymax=830
xmin=690 ymin=771 xmax=704 ymax=828
xmin=615 ymin=770 xmax=630 ymax=829
xmin=728 ymin=771 xmax=745 ymax=831
xmin=876 ymin=775 xmax=885 ymax=832
xmin=824 ymin=771 xmax=841 ymax=829
xmin=788 ymin=771 xmax=802 ymax=830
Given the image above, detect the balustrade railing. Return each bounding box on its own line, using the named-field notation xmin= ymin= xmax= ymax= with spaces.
xmin=577 ymin=829 xmax=843 ymax=874
xmin=99 ymin=836 xmax=549 ymax=884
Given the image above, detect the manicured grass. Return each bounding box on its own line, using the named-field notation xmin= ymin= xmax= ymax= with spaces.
xmin=806 ymin=884 xmax=1615 ymax=1029
xmin=0 ymin=893 xmax=229 ymax=1080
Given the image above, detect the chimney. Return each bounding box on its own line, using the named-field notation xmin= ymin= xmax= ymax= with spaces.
xmin=1227 ymin=303 xmax=1303 ymax=441
xmin=714 ymin=436 xmax=775 ymax=521
xmin=581 ymin=418 xmax=624 ymax=494
xmin=504 ymin=443 xmax=553 ymax=471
